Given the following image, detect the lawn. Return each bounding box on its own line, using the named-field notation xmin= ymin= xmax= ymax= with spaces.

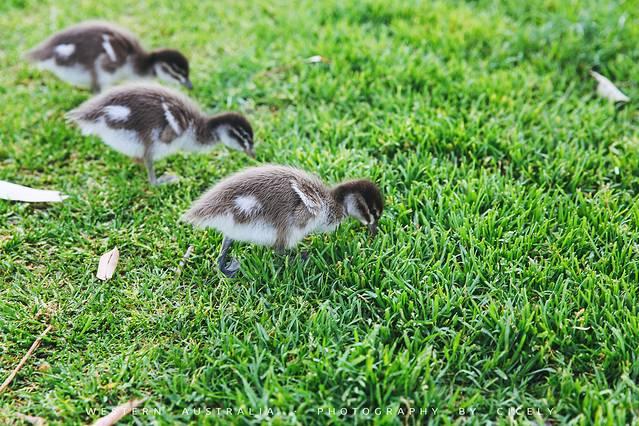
xmin=1 ymin=0 xmax=639 ymax=424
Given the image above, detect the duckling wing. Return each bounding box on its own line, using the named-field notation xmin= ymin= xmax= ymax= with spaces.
xmin=67 ymin=85 xmax=187 ymax=130
xmin=97 ymin=27 xmax=143 ymax=72
xmin=290 ymin=178 xmax=323 ymax=216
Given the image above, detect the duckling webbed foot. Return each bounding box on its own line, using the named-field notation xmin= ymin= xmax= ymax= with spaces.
xmin=218 ymin=237 xmax=240 ymax=278
xmin=220 ymin=258 xmax=240 ymax=278
xmin=144 ymin=154 xmax=158 ymax=185
xmin=143 ymin=156 xmax=178 ymax=186
xmin=157 ymin=174 xmax=180 ymax=185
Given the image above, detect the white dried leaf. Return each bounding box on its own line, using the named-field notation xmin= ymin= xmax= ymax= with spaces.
xmin=590 ymin=70 xmax=630 ymax=103
xmin=0 ymin=180 xmax=67 ymax=202
xmin=96 ymin=247 xmax=119 ymax=281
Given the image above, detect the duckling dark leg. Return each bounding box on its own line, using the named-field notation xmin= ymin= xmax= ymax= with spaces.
xmin=274 ymin=235 xmax=287 ymax=255
xmin=90 ymin=67 xmax=100 ymax=93
xmin=143 ymin=151 xmax=179 ymax=185
xmin=218 ymin=236 xmax=240 ymax=278
xmin=143 ymin=154 xmax=158 ymax=185
xmin=274 ymin=234 xmax=309 ymax=261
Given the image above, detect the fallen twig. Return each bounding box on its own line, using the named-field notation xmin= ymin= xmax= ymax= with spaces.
xmin=176 ymin=245 xmax=194 ymax=276
xmin=15 ymin=412 xmax=46 ymax=426
xmin=92 ymin=399 xmax=145 ymax=426
xmin=0 ymin=325 xmax=53 ymax=394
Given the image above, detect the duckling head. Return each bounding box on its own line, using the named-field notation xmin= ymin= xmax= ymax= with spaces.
xmin=208 ymin=112 xmax=255 ymax=158
xmin=150 ymin=49 xmax=192 ymax=89
xmin=333 ymin=180 xmax=384 ymax=236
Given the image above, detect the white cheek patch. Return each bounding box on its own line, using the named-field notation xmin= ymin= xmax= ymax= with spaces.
xmin=344 ymin=194 xmax=368 ymax=224
xmin=54 ymin=43 xmax=75 ymax=59
xmin=155 ymin=64 xmax=182 ymax=84
xmin=173 ymin=72 xmax=186 ymax=83
xmin=234 ymin=195 xmax=261 ymax=214
xmin=218 ymin=127 xmax=243 ymax=151
xmin=231 ymin=127 xmax=252 ymax=151
xmin=155 ymin=64 xmax=168 ymax=80
xmin=165 ymin=65 xmax=186 ymax=83
xmin=162 ymin=102 xmax=182 ymax=134
xmin=101 ymin=34 xmax=117 ymax=62
xmin=103 ymin=105 xmax=130 ymax=122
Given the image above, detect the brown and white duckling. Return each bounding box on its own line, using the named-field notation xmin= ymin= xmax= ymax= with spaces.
xmin=26 ymin=21 xmax=191 ymax=92
xmin=181 ymin=165 xmax=384 ymax=277
xmin=67 ymin=83 xmax=255 ymax=185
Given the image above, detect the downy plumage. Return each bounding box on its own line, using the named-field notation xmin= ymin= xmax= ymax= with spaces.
xmin=67 ymin=83 xmax=255 ymax=185
xmin=182 ymin=165 xmax=384 ymax=277
xmin=27 ymin=21 xmax=191 ymax=92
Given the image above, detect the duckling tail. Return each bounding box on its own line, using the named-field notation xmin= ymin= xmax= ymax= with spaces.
xmin=24 ymin=44 xmax=50 ymax=62
xmin=180 ymin=207 xmax=203 ymax=227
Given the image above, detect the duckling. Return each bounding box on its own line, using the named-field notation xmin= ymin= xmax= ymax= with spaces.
xmin=66 ymin=83 xmax=255 ymax=185
xmin=26 ymin=21 xmax=191 ymax=92
xmin=181 ymin=165 xmax=384 ymax=277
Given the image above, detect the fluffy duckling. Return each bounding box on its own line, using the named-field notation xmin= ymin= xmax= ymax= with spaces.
xmin=67 ymin=83 xmax=255 ymax=185
xmin=182 ymin=165 xmax=384 ymax=277
xmin=26 ymin=21 xmax=191 ymax=92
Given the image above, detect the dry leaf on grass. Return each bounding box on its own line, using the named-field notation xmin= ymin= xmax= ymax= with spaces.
xmin=34 ymin=303 xmax=58 ymax=321
xmin=36 ymin=361 xmax=51 ymax=372
xmin=590 ymin=70 xmax=630 ymax=103
xmin=96 ymin=247 xmax=119 ymax=281
xmin=306 ymin=55 xmax=330 ymax=64
xmin=0 ymin=325 xmax=52 ymax=394
xmin=15 ymin=413 xmax=46 ymax=426
xmin=0 ymin=181 xmax=67 ymax=202
xmin=91 ymin=399 xmax=145 ymax=426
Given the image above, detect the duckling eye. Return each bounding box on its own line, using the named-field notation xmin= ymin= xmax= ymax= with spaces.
xmin=172 ymin=66 xmax=186 ymax=77
xmin=160 ymin=64 xmax=185 ymax=82
xmin=356 ymin=201 xmax=369 ymax=216
xmin=229 ymin=127 xmax=252 ymax=149
xmin=238 ymin=127 xmax=253 ymax=144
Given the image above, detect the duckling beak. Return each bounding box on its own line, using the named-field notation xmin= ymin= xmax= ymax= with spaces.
xmin=183 ymin=79 xmax=193 ymax=90
xmin=245 ymin=147 xmax=256 ymax=158
xmin=368 ymin=222 xmax=378 ymax=237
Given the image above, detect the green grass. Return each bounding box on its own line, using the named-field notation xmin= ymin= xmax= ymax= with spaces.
xmin=2 ymin=0 xmax=639 ymax=424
